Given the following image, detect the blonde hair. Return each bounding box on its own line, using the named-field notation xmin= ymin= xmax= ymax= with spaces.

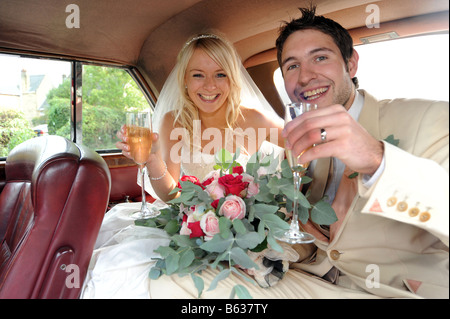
xmin=173 ymin=33 xmax=243 ymax=146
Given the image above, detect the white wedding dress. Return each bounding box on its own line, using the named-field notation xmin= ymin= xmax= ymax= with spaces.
xmin=81 ymin=142 xmax=286 ymax=299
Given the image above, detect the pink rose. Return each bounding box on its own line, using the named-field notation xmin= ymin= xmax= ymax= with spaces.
xmin=242 ymin=173 xmax=259 ymax=198
xmin=204 ymin=179 xmax=226 ymax=200
xmin=219 ymin=195 xmax=246 ymax=220
xmin=200 ymin=212 xmax=220 ymax=240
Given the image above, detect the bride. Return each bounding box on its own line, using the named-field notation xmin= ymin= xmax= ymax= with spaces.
xmin=81 ymin=33 xmax=288 ymax=298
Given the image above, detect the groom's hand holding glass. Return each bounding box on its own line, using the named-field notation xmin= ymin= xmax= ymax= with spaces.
xmin=282 ymin=103 xmax=383 ymax=177
xmin=275 ymin=102 xmax=317 ymax=244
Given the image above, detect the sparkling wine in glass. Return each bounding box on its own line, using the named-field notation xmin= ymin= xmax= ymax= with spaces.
xmin=126 ymin=111 xmax=160 ymax=219
xmin=275 ymin=102 xmax=317 ymax=244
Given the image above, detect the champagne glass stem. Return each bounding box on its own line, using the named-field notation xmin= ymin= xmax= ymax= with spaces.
xmin=139 ymin=164 xmax=150 ymax=217
xmin=290 ymin=170 xmax=301 ymax=234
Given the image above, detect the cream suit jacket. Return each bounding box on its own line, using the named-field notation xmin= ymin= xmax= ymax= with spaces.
xmin=296 ymin=90 xmax=449 ymax=299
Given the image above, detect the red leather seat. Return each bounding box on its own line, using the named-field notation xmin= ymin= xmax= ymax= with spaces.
xmin=0 ymin=135 xmax=111 ymax=299
xmin=109 ymin=165 xmax=156 ymax=206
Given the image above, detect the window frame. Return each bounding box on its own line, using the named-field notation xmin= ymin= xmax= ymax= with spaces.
xmin=0 ymin=50 xmax=156 ymax=160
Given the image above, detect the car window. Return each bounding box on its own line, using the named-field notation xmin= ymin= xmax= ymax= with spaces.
xmin=0 ymin=54 xmax=152 ymax=159
xmin=274 ymin=33 xmax=449 ymax=104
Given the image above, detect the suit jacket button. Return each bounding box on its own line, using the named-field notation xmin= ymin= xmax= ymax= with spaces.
xmin=329 ymin=250 xmax=341 ymax=261
xmin=409 ymin=207 xmax=420 ymax=217
xmin=387 ymin=196 xmax=397 ymax=207
xmin=419 ymin=211 xmax=431 ymax=222
xmin=397 ymin=201 xmax=408 ymax=212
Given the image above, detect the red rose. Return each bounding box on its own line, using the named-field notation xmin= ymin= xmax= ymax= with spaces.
xmin=211 ymin=199 xmax=220 ymax=209
xmin=177 ymin=175 xmax=203 ymax=189
xmin=202 ymin=177 xmax=214 ymax=187
xmin=232 ymin=165 xmax=244 ymax=175
xmin=187 ymin=220 xmax=205 ymax=238
xmin=218 ymin=174 xmax=248 ymax=197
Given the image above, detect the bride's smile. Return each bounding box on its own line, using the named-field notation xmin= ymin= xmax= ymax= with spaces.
xmin=185 ymin=48 xmax=230 ymax=114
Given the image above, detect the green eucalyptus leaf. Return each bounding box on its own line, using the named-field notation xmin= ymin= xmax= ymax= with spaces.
xmin=280 ymin=159 xmax=293 ymax=177
xmin=149 ymin=266 xmax=161 ymax=279
xmin=230 ymin=247 xmax=258 ymax=269
xmin=219 ymin=216 xmax=232 ymax=239
xmin=232 ymin=219 xmax=246 ymax=234
xmin=251 ymin=236 xmax=268 ymax=252
xmin=172 ymin=234 xmax=196 ymax=247
xmin=231 ymin=284 xmax=253 ymax=299
xmin=253 ymin=204 xmax=279 ymax=218
xmin=164 ymin=219 xmax=180 ymax=235
xmin=301 ymin=175 xmax=312 ymax=184
xmin=262 ymin=213 xmax=290 ymax=231
xmin=311 ymin=200 xmax=338 ymax=225
xmin=208 ymin=269 xmax=231 ymax=291
xmin=267 ymin=233 xmax=284 ymax=253
xmin=200 ymin=232 xmax=233 ymax=253
xmin=165 ymin=252 xmax=180 ymax=275
xmin=179 ymin=249 xmax=195 ymax=269
xmin=211 ymin=250 xmax=230 ymax=269
xmin=191 ymin=273 xmax=205 ymax=298
xmin=235 ymin=231 xmax=262 ymax=250
xmin=254 ymin=184 xmax=273 ymax=202
xmin=167 ymin=190 xmax=195 ymax=204
xmin=154 ymin=246 xmax=176 ymax=258
xmin=297 ymin=204 xmax=310 ymax=225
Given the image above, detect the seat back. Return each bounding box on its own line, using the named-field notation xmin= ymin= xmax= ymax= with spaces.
xmin=0 ymin=136 xmax=111 ymax=299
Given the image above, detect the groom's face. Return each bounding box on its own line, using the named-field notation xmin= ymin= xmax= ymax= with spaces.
xmin=280 ymin=29 xmax=357 ymax=110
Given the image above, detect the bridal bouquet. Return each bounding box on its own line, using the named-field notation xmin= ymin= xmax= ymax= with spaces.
xmin=136 ymin=149 xmax=337 ymax=298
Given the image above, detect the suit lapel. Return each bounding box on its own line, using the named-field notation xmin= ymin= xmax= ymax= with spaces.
xmin=357 ymin=89 xmax=382 ymax=139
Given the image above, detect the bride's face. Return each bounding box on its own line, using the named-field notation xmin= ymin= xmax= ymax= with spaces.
xmin=185 ymin=48 xmax=230 ymax=115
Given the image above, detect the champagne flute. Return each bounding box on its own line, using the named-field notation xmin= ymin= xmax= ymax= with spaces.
xmin=126 ymin=111 xmax=160 ymax=219
xmin=275 ymin=102 xmax=316 ymax=244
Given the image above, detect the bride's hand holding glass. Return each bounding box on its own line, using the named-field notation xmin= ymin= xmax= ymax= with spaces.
xmin=116 ymin=111 xmax=160 ymax=219
xmin=116 ymin=124 xmax=159 ymax=162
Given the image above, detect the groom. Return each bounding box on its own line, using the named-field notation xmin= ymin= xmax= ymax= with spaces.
xmin=276 ymin=6 xmax=448 ymax=298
